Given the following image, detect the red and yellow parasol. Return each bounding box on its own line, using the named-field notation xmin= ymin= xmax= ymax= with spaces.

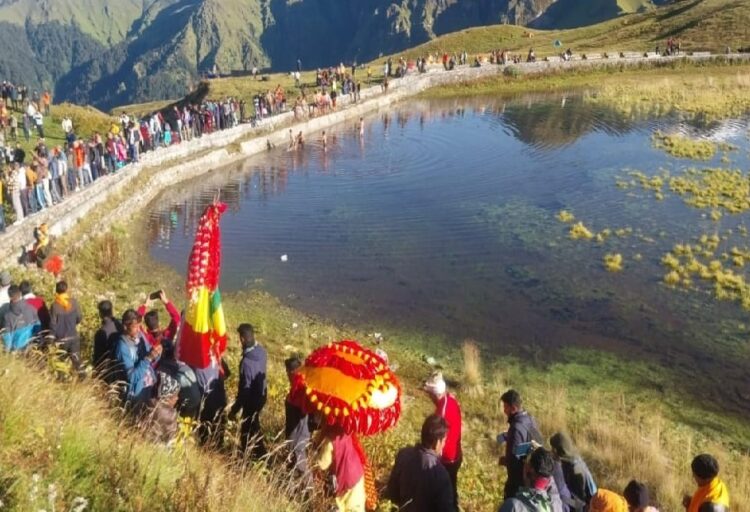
xmin=290 ymin=339 xmax=401 ymax=435
xmin=177 ymin=202 xmax=228 ymax=369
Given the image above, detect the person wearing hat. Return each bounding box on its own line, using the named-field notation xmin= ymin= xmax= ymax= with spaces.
xmin=683 ymin=454 xmax=729 ymax=512
xmin=0 ymin=270 xmax=11 ymax=307
xmin=423 ymin=371 xmax=462 ymax=507
xmin=623 ymin=480 xmax=659 ymax=512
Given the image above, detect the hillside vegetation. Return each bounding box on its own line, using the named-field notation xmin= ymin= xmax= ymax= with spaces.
xmin=391 ymin=0 xmax=750 ymax=60
xmin=2 ymin=177 xmax=749 ymax=510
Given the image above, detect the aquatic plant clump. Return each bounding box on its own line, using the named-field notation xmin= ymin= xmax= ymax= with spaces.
xmin=651 ymin=131 xmax=717 ymax=160
xmin=604 ymin=253 xmax=623 ymax=272
xmin=669 ymin=168 xmax=750 ymax=214
xmin=557 ymin=210 xmax=575 ymax=223
xmin=569 ymin=222 xmax=594 ymax=240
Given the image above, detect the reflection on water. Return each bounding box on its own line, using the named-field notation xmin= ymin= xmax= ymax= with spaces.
xmin=147 ymin=95 xmax=750 ymax=416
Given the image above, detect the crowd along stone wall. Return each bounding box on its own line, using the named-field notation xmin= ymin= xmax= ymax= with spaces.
xmin=2 ymin=53 xmax=749 ymax=267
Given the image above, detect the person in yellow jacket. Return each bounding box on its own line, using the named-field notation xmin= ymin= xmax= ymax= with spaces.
xmin=683 ymin=454 xmax=730 ymax=512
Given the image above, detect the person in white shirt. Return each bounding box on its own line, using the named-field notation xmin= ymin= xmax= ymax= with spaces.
xmin=61 ymin=116 xmax=73 ymax=134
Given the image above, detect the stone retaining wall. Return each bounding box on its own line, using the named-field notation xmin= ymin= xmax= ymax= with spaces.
xmin=2 ymin=53 xmax=748 ymax=266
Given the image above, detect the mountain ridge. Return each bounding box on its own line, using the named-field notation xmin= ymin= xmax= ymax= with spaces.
xmin=0 ymin=0 xmax=706 ymax=109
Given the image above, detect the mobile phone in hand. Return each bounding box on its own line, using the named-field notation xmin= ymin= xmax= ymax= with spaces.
xmin=149 ymin=290 xmax=162 ymax=301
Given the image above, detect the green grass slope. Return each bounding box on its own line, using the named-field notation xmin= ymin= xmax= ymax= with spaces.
xmin=0 ymin=0 xmax=145 ymax=45
xmin=390 ymin=0 xmax=750 ymax=59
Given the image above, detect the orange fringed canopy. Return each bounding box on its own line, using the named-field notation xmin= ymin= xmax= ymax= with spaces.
xmin=290 ymin=340 xmax=401 ymax=436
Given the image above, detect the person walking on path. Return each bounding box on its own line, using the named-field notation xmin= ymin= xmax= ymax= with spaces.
xmin=423 ymin=371 xmax=463 ymax=508
xmin=228 ymin=323 xmax=268 ymax=459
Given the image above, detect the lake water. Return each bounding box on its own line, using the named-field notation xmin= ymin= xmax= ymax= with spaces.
xmin=146 ymin=96 xmax=750 ymax=415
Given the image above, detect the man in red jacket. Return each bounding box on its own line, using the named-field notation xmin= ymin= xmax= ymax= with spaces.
xmin=137 ymin=290 xmax=180 ymax=348
xmin=424 ymin=371 xmax=462 ymax=508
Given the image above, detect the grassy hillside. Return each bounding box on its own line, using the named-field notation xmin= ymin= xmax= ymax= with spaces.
xmin=0 ymin=353 xmax=300 ymax=511
xmin=389 ymin=0 xmax=750 ymax=59
xmin=8 ymin=102 xmax=116 ymax=157
xmin=110 ymin=0 xmax=750 ymax=115
xmin=3 ymin=161 xmax=750 ymax=511
xmin=0 ymin=0 xmax=144 ymax=45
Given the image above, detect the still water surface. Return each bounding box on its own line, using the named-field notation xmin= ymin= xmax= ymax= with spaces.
xmin=147 ymin=96 xmax=750 ymax=413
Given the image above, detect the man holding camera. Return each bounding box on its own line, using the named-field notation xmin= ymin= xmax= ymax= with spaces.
xmin=137 ymin=289 xmax=181 ymax=347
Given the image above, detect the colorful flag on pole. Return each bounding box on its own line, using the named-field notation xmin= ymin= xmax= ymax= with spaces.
xmin=177 ymin=202 xmax=228 ymax=369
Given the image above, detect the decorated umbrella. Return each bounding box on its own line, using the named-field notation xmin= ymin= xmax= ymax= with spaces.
xmin=177 ymin=202 xmax=228 ymax=369
xmin=291 ymin=339 xmax=401 ymax=435
xmin=290 ymin=340 xmax=401 ymax=510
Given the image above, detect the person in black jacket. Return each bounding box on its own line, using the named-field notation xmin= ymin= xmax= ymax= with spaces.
xmin=284 ymin=356 xmax=313 ymax=492
xmin=385 ymin=414 xmax=456 ymax=512
xmin=92 ymin=300 xmax=122 ymax=382
xmin=228 ymin=323 xmax=267 ymax=459
xmin=499 ymin=389 xmax=544 ymax=500
xmin=49 ymin=281 xmax=83 ymax=377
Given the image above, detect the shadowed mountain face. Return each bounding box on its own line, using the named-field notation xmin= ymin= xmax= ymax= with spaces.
xmin=0 ymin=0 xmax=667 ymax=108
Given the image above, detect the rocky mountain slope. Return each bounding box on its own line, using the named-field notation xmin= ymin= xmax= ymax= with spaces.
xmin=0 ymin=0 xmax=667 ymax=108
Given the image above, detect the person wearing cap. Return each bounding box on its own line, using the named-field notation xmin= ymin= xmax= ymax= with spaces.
xmin=624 ymin=480 xmax=659 ymax=512
xmin=137 ymin=289 xmax=180 ymax=348
xmin=0 ymin=271 xmax=11 ymax=307
xmin=385 ymin=414 xmax=456 ymax=512
xmin=683 ymin=454 xmax=729 ymax=512
xmin=423 ymin=371 xmax=462 ymax=507
xmin=498 ymin=448 xmax=558 ymax=512
xmin=500 ymin=389 xmax=544 ymax=500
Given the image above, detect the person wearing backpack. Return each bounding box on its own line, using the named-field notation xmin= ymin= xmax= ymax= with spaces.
xmin=500 ymin=389 xmax=544 ymax=499
xmin=499 ymin=448 xmax=557 ymax=512
xmin=550 ymin=432 xmax=598 ymax=511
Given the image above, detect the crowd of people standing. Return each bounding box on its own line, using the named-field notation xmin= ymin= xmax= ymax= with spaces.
xmin=0 ymin=266 xmax=734 ymax=512
xmin=0 ymin=83 xmax=250 ymax=230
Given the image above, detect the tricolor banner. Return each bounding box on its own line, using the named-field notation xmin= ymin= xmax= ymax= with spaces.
xmin=177 ymin=202 xmax=228 ymax=369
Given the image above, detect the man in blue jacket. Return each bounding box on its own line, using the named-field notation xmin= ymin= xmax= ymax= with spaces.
xmin=228 ymin=323 xmax=267 ymax=459
xmin=114 ymin=309 xmax=161 ymax=414
xmin=1 ymin=285 xmax=40 ymax=351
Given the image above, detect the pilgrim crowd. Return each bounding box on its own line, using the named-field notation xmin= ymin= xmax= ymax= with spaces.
xmin=0 ymin=266 xmax=732 ymax=512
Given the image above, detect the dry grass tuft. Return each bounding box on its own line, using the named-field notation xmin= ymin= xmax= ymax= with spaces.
xmin=461 ymin=339 xmax=483 ymax=395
